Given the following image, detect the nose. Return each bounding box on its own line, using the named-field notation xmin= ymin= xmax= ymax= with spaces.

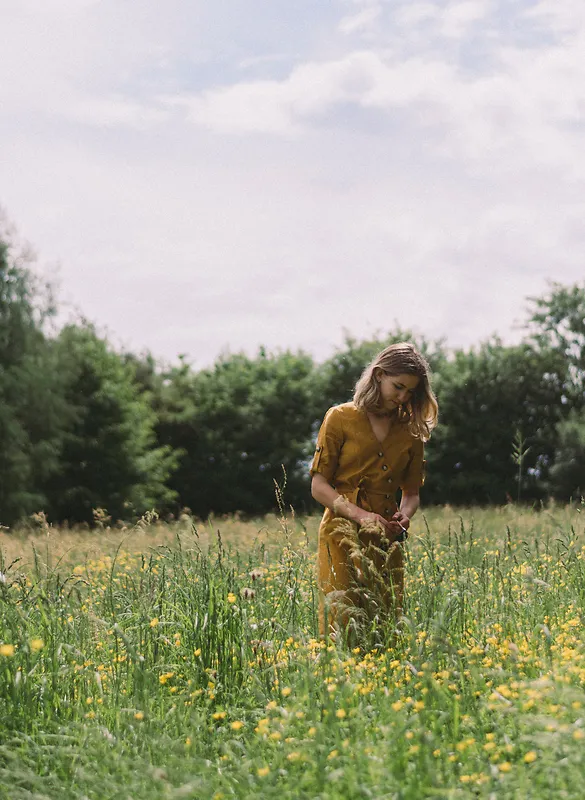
xmin=398 ymin=390 xmax=410 ymax=404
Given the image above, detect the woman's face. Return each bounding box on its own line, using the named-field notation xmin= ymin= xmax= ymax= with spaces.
xmin=377 ymin=371 xmax=420 ymax=412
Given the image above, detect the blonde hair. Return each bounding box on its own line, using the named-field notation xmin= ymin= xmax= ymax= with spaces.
xmin=353 ymin=342 xmax=439 ymax=440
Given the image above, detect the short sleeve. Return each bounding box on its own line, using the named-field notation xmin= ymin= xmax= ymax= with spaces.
xmin=309 ymin=406 xmax=344 ymax=483
xmin=400 ymin=438 xmax=426 ymax=492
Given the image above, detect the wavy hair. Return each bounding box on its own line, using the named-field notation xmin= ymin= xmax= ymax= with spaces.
xmin=353 ymin=342 xmax=439 ymax=440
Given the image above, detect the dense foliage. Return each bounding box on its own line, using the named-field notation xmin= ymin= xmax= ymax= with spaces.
xmin=1 ymin=222 xmax=584 ymax=526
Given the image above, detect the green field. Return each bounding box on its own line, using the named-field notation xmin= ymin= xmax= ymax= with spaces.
xmin=1 ymin=504 xmax=585 ymax=799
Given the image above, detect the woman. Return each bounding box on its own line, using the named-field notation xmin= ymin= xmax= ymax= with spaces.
xmin=310 ymin=342 xmax=439 ymax=637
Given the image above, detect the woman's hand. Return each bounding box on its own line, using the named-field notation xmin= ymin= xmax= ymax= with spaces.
xmin=354 ymin=509 xmax=393 ymax=535
xmin=389 ymin=510 xmax=410 ymax=537
xmin=392 ymin=510 xmax=410 ymax=528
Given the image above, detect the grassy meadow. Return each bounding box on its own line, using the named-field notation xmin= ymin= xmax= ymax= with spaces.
xmin=1 ymin=504 xmax=585 ymax=799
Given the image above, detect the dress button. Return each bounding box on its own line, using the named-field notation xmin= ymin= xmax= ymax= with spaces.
xmin=385 ymin=494 xmax=391 ymax=499
xmin=378 ymin=451 xmax=383 ymax=457
xmin=387 ymin=477 xmax=392 ymax=483
xmin=382 ymin=465 xmax=388 ymax=471
xmin=385 ymin=508 xmax=391 ymax=515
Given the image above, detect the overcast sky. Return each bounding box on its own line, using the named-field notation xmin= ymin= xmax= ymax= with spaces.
xmin=1 ymin=0 xmax=584 ymax=367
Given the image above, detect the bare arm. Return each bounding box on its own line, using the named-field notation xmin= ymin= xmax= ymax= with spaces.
xmin=392 ymin=490 xmax=420 ymax=531
xmin=311 ymin=473 xmax=394 ymax=534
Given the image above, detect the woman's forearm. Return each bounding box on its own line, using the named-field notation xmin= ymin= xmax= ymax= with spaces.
xmin=400 ymin=491 xmax=420 ymax=520
xmin=311 ymin=474 xmax=365 ymax=524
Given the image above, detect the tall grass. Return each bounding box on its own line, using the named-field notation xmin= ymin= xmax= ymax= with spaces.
xmin=0 ymin=504 xmax=584 ymax=799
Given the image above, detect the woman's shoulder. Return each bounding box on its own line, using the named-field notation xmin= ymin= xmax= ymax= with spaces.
xmin=325 ymin=402 xmax=362 ymax=420
xmin=322 ymin=402 xmax=365 ymax=435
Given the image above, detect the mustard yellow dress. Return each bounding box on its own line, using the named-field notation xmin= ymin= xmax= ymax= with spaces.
xmin=309 ymin=402 xmax=425 ymax=634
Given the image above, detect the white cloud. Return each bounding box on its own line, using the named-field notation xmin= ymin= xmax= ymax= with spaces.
xmin=238 ymin=53 xmax=295 ymax=71
xmin=523 ymin=0 xmax=585 ymax=33
xmin=70 ymin=96 xmax=168 ymax=129
xmin=393 ymin=2 xmax=438 ymax=28
xmin=163 ymin=6 xmax=585 ymax=184
xmin=439 ymin=0 xmax=492 ymax=39
xmin=164 ymin=52 xmax=388 ymax=134
xmin=1 ymin=0 xmax=585 ymax=368
xmin=338 ymin=5 xmax=382 ymax=35
xmin=165 ymin=83 xmax=298 ymax=135
xmin=165 ymin=51 xmax=458 ymax=136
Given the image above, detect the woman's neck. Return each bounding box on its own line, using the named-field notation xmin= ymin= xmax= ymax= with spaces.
xmin=370 ymin=407 xmax=400 ymax=420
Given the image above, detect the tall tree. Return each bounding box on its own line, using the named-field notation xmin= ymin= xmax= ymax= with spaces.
xmin=424 ymin=340 xmax=569 ymax=505
xmin=525 ymin=282 xmax=585 ymax=502
xmin=527 ymin=281 xmax=585 ymax=406
xmin=0 ymin=226 xmax=64 ymax=526
xmin=157 ymin=349 xmax=319 ymax=517
xmin=548 ymin=409 xmax=585 ymax=501
xmin=46 ymin=324 xmax=178 ymax=524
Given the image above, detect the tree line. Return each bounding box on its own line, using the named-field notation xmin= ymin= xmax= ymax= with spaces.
xmin=1 ymin=225 xmax=584 ymax=528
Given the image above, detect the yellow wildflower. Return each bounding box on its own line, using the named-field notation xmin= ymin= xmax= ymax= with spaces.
xmin=0 ymin=644 xmax=15 ymax=657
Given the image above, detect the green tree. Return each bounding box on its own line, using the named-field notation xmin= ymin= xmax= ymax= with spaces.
xmin=0 ymin=227 xmax=65 ymax=526
xmin=527 ymin=281 xmax=585 ymax=406
xmin=157 ymin=349 xmax=319 ymax=517
xmin=525 ymin=282 xmax=585 ymax=502
xmin=425 ymin=340 xmax=569 ymax=505
xmin=46 ymin=324 xmax=178 ymax=524
xmin=548 ymin=410 xmax=585 ymax=501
